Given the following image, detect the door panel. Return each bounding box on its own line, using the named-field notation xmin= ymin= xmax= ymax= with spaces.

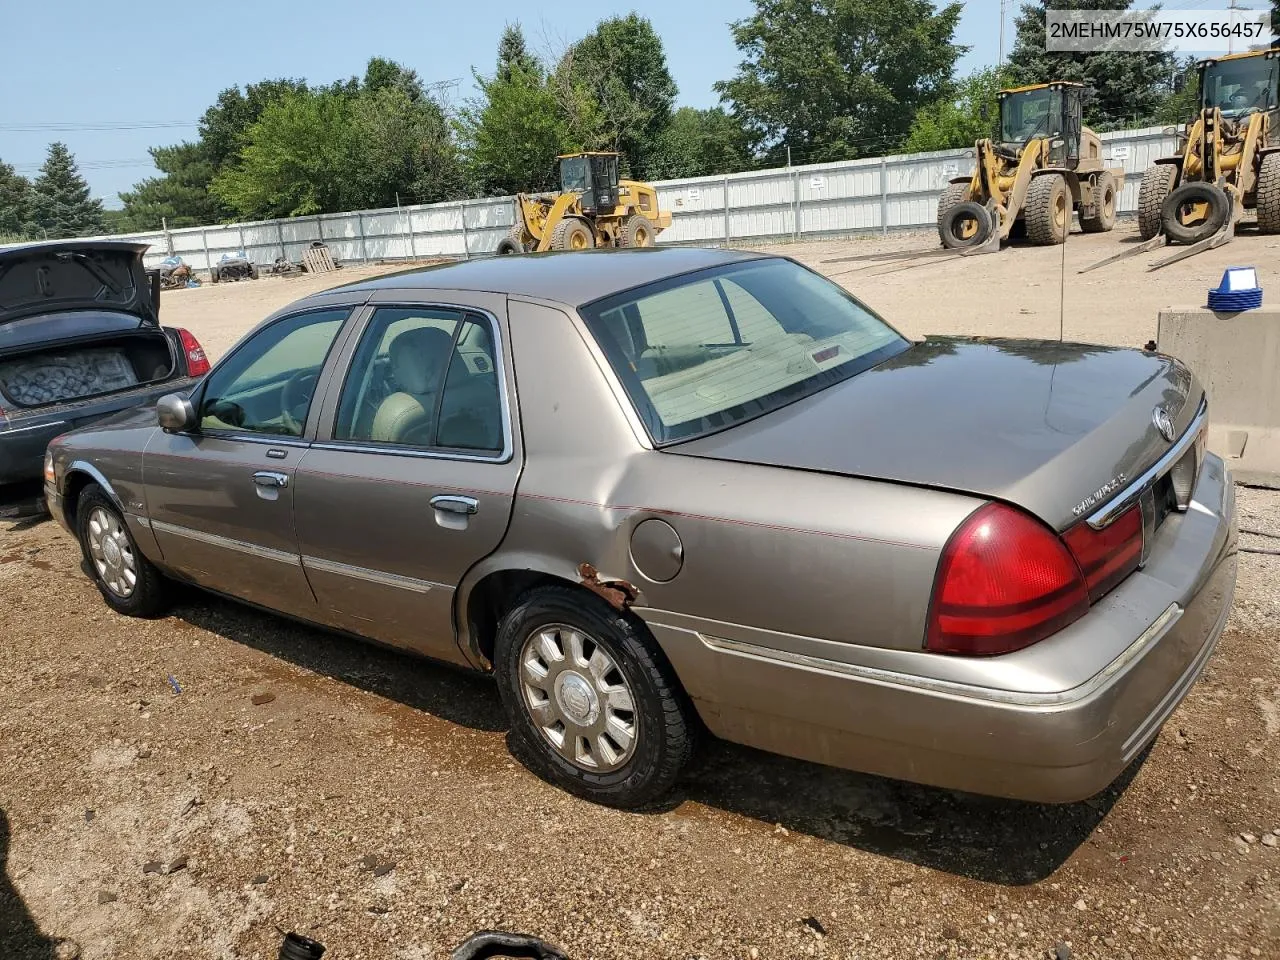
xmin=146 ymin=435 xmax=317 ymax=617
xmin=142 ymin=306 xmax=354 ymax=619
xmin=293 ymin=303 xmax=520 ymax=663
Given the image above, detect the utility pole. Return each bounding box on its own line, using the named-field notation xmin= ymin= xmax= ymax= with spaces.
xmin=1227 ymin=0 xmax=1238 ymax=55
xmin=998 ymin=0 xmax=1008 ymax=67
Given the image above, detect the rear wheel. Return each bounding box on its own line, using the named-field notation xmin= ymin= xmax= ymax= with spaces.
xmin=76 ymin=484 xmax=169 ymax=618
xmin=494 ymin=586 xmax=696 ymax=808
xmin=1256 ymin=152 xmax=1280 ymax=234
xmin=935 ymin=182 xmax=969 ymax=246
xmin=1161 ymin=182 xmax=1230 ymax=244
xmin=1138 ymin=164 xmax=1176 ymax=240
xmin=551 ymin=217 xmax=596 ymax=251
xmin=1025 ymin=174 xmax=1069 ymax=245
xmin=495 ymin=238 xmax=522 ymax=255
xmin=619 ymin=214 xmax=656 ymax=248
xmin=1079 ymin=172 xmax=1117 ymax=233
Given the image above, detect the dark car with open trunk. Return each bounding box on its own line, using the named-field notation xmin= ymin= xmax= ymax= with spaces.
xmin=0 ymin=240 xmax=210 ymax=488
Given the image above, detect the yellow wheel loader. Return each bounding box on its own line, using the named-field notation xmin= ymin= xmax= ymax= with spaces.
xmin=495 ymin=152 xmax=672 ymax=255
xmin=1083 ymin=49 xmax=1279 ymax=273
xmin=937 ymin=82 xmax=1124 ymax=251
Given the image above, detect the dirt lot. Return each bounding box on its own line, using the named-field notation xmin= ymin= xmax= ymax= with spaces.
xmin=2 ymin=227 xmax=1279 ymax=960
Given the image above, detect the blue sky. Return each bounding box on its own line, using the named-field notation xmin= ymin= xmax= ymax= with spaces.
xmin=0 ymin=0 xmax=1271 ymax=206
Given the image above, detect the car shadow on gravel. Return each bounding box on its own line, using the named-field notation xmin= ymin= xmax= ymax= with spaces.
xmin=173 ymin=596 xmax=507 ymax=733
xmin=677 ymin=739 xmax=1143 ymax=886
xmin=171 ymin=596 xmax=1136 ymax=885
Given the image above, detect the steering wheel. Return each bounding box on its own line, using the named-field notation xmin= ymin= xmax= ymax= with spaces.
xmin=280 ymin=369 xmax=319 ymax=436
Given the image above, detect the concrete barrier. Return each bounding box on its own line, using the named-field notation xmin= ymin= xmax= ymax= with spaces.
xmin=1158 ymin=307 xmax=1280 ymax=488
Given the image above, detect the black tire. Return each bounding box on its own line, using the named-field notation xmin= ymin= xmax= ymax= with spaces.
xmin=495 ymin=238 xmax=522 ymax=255
xmin=938 ymin=201 xmax=993 ymax=249
xmin=248 ymin=264 xmax=259 ymax=280
xmin=493 ymin=585 xmax=696 ymax=809
xmin=1138 ymin=164 xmax=1176 ymax=240
xmin=1161 ymin=182 xmax=1230 ymax=245
xmin=1009 ymin=217 xmax=1028 ymax=241
xmin=551 ymin=217 xmax=596 ymax=251
xmin=935 ymin=182 xmax=969 ymax=245
xmin=1256 ymin=152 xmax=1280 ymax=234
xmin=1025 ymin=173 xmax=1070 ymax=245
xmin=618 ymin=214 xmax=656 ymax=248
xmin=75 ymin=484 xmax=169 ymax=618
xmin=1079 ymin=172 xmax=1117 ymax=233
xmin=208 ymin=266 xmax=220 ymax=284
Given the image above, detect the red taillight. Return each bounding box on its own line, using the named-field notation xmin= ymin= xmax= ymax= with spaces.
xmin=176 ymin=328 xmax=210 ymax=377
xmin=927 ymin=503 xmax=1089 ymax=656
xmin=1062 ymin=503 xmax=1143 ymax=603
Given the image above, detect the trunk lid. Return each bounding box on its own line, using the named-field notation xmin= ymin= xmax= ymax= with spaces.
xmin=669 ymin=337 xmax=1202 ymax=532
xmin=0 ymin=241 xmax=157 ymax=329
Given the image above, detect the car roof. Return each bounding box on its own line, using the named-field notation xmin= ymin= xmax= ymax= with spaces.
xmin=316 ymin=247 xmax=771 ymax=309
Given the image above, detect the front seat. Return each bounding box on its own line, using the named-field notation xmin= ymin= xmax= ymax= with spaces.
xmin=370 ymin=326 xmax=454 ymax=444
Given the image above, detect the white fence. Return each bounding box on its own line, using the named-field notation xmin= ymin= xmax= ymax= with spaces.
xmin=13 ymin=125 xmax=1180 ymax=271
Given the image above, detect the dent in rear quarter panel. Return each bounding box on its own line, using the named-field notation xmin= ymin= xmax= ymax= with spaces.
xmin=476 ymin=297 xmax=982 ymax=664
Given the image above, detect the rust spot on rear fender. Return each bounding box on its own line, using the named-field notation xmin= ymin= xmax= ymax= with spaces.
xmin=577 ymin=562 xmax=638 ymax=612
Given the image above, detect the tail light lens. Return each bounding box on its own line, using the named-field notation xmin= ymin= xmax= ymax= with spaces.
xmin=927 ymin=503 xmax=1090 ymax=656
xmin=1061 ymin=504 xmax=1143 ymax=603
xmin=175 ymin=328 xmax=210 ymax=377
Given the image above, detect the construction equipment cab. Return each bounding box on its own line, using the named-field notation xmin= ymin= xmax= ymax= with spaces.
xmin=496 ymin=152 xmax=673 ymax=255
xmin=1136 ymin=49 xmax=1279 ymax=245
xmin=937 ymin=81 xmax=1124 ymax=250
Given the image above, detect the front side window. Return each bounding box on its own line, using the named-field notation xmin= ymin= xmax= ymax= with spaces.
xmin=198 ymin=308 xmax=348 ymax=436
xmin=579 ymin=259 xmax=908 ymax=444
xmin=334 ymin=306 xmax=504 ymax=454
xmin=560 ymin=157 xmax=588 ymax=192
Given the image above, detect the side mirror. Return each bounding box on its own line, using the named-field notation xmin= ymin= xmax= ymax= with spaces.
xmin=157 ymin=393 xmax=196 ymax=434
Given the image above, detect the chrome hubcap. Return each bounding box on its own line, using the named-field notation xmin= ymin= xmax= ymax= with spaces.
xmin=87 ymin=507 xmax=137 ymax=598
xmin=519 ymin=623 xmax=638 ymax=772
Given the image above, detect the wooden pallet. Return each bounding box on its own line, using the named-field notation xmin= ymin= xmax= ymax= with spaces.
xmin=302 ymin=244 xmax=337 ymax=274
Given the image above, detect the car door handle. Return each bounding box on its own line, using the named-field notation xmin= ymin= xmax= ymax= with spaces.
xmin=252 ymin=471 xmax=290 ymax=489
xmin=430 ymin=495 xmax=478 ymax=516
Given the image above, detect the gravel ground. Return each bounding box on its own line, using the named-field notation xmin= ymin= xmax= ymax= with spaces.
xmin=2 ymin=234 xmax=1279 ymax=960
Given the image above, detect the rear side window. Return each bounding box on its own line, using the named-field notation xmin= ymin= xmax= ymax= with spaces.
xmin=333 ymin=306 xmax=505 ymax=454
xmin=578 ymin=259 xmax=907 ymax=444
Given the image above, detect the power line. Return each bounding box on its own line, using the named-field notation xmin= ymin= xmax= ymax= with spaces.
xmin=0 ymin=121 xmax=197 ymax=133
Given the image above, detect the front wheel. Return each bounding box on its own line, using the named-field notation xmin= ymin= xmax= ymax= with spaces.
xmin=76 ymin=484 xmax=169 ymax=617
xmin=494 ymin=586 xmax=696 ymax=808
xmin=1256 ymin=152 xmax=1280 ymax=234
xmin=1137 ymin=164 xmax=1176 ymax=240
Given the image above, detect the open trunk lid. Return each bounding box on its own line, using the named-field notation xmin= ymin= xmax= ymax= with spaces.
xmin=0 ymin=240 xmax=157 ymax=329
xmin=669 ymin=337 xmax=1203 ymax=532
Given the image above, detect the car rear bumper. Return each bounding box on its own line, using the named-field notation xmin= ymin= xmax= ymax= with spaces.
xmin=0 ymin=379 xmax=195 ymax=485
xmin=644 ymin=454 xmax=1237 ymax=803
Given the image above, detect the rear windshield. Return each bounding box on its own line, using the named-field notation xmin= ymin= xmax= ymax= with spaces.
xmin=0 ymin=310 xmax=145 ymax=352
xmin=578 ymin=259 xmax=908 ymax=444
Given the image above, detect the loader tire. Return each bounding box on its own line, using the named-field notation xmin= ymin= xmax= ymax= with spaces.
xmin=1025 ymin=174 xmax=1070 ymax=245
xmin=1079 ymin=172 xmax=1117 ymax=233
xmin=495 ymin=238 xmax=522 ymax=255
xmin=1257 ymin=152 xmax=1280 ymax=234
xmin=935 ymin=182 xmax=969 ymax=246
xmin=938 ymin=201 xmax=993 ymax=249
xmin=619 ymin=214 xmax=656 ymax=248
xmin=1138 ymin=164 xmax=1176 ymax=240
xmin=551 ymin=217 xmax=596 ymax=251
xmin=1161 ymin=182 xmax=1230 ymax=245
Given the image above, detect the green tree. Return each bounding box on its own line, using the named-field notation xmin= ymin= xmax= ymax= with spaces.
xmin=717 ymin=0 xmax=966 ymax=164
xmin=117 ymin=143 xmax=223 ymax=231
xmin=1154 ymin=56 xmax=1200 ymax=126
xmin=556 ymin=13 xmax=678 ymax=177
xmin=199 ymin=78 xmax=310 ymax=169
xmin=497 ymin=23 xmax=540 ymax=82
xmin=210 ymin=90 xmax=358 ymax=218
xmin=1006 ymin=1 xmax=1177 ymax=128
xmin=349 ymin=85 xmax=465 ymax=207
xmin=27 ymin=142 xmax=106 ymax=239
xmin=462 ymin=62 xmax=570 ymax=195
xmin=648 ymin=107 xmax=752 ymax=179
xmin=904 ymin=67 xmax=1007 ymax=152
xmin=0 ymin=159 xmax=32 ymax=239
